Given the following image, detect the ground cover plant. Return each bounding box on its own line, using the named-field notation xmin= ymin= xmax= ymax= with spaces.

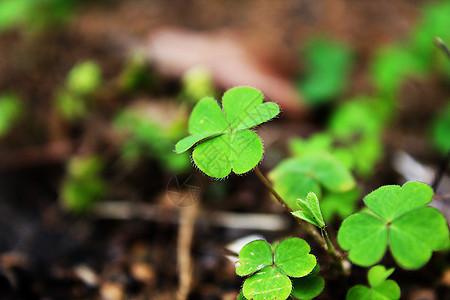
xmin=176 ymin=85 xmax=450 ymax=299
xmin=1 ymin=0 xmax=450 ymax=299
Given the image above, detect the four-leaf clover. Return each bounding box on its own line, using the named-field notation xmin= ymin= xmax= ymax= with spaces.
xmin=175 ymin=86 xmax=279 ymax=178
xmin=338 ymin=182 xmax=449 ymax=269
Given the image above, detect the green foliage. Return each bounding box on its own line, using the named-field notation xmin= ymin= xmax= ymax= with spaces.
xmin=338 ymin=182 xmax=449 ymax=269
xmin=0 ymin=94 xmax=23 ymax=137
xmin=292 ymin=192 xmax=325 ymax=228
xmin=431 ymin=102 xmax=450 ymax=154
xmin=54 ymin=89 xmax=86 ymax=121
xmin=371 ymin=45 xmax=426 ymax=96
xmin=61 ymin=156 xmax=106 ymax=213
xmin=269 ymin=153 xmax=357 ymax=221
xmin=67 ymin=61 xmax=102 ymax=96
xmin=370 ymin=1 xmax=450 ymax=96
xmin=114 ymin=108 xmax=191 ymax=173
xmin=346 ymin=265 xmax=400 ymax=300
xmin=0 ymin=0 xmax=74 ymax=32
xmin=55 ymin=60 xmax=102 ymax=121
xmin=290 ymin=97 xmax=387 ymax=178
xmin=411 ymin=1 xmax=450 ymax=65
xmin=175 ymin=87 xmax=279 ymax=178
xmin=236 ymin=238 xmax=321 ymax=300
xmin=291 ymin=265 xmax=325 ymax=300
xmin=181 ymin=66 xmax=216 ymax=103
xmin=298 ymin=37 xmax=354 ymax=105
xmin=118 ymin=50 xmax=155 ymax=94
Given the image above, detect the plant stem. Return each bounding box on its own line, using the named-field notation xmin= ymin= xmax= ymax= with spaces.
xmin=253 ymin=166 xmax=347 ymax=267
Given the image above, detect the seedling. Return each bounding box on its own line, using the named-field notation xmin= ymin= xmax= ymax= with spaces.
xmin=338 ymin=182 xmax=449 ymax=269
xmin=236 ymin=238 xmax=323 ymax=300
xmin=175 ymin=86 xmax=279 ymax=178
xmin=346 ymin=265 xmax=400 ymax=300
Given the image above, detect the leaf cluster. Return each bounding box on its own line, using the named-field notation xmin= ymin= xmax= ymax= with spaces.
xmin=236 ymin=238 xmax=323 ymax=300
xmin=175 ymin=86 xmax=279 ymax=178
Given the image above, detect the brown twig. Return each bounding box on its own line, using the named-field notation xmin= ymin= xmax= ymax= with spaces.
xmin=176 ymin=204 xmax=198 ymax=300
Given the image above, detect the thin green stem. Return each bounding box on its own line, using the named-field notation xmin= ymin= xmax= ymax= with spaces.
xmin=253 ymin=166 xmax=348 ymax=272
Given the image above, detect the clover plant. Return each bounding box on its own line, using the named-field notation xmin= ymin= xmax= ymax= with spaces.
xmin=175 ymin=86 xmax=279 ymax=178
xmin=175 ymin=87 xmax=449 ymax=299
xmin=338 ymin=182 xmax=449 ymax=269
xmin=0 ymin=94 xmax=23 ymax=137
xmin=236 ymin=238 xmax=323 ymax=300
xmin=346 ymin=265 xmax=400 ymax=300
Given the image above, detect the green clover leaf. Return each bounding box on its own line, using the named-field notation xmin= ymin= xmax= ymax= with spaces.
xmin=175 ymin=87 xmax=279 ymax=178
xmin=291 ymin=265 xmax=325 ymax=300
xmin=338 ymin=182 xmax=449 ymax=269
xmin=269 ymin=153 xmax=356 ymax=213
xmin=235 ymin=240 xmax=273 ymax=276
xmin=236 ymin=238 xmax=317 ymax=300
xmin=242 ymin=266 xmax=292 ymax=300
xmin=346 ymin=265 xmax=400 ymax=300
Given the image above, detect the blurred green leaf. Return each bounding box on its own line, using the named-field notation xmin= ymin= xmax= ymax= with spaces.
xmin=298 ymin=38 xmax=354 ymax=105
xmin=67 ymin=60 xmax=102 ymax=96
xmin=181 ymin=66 xmax=216 ymax=103
xmin=62 ymin=156 xmax=106 ymax=213
xmin=431 ymin=102 xmax=450 ymax=154
xmin=55 ymin=89 xmax=87 ymax=121
xmin=371 ymin=45 xmax=426 ymax=96
xmin=0 ymin=94 xmax=23 ymax=137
